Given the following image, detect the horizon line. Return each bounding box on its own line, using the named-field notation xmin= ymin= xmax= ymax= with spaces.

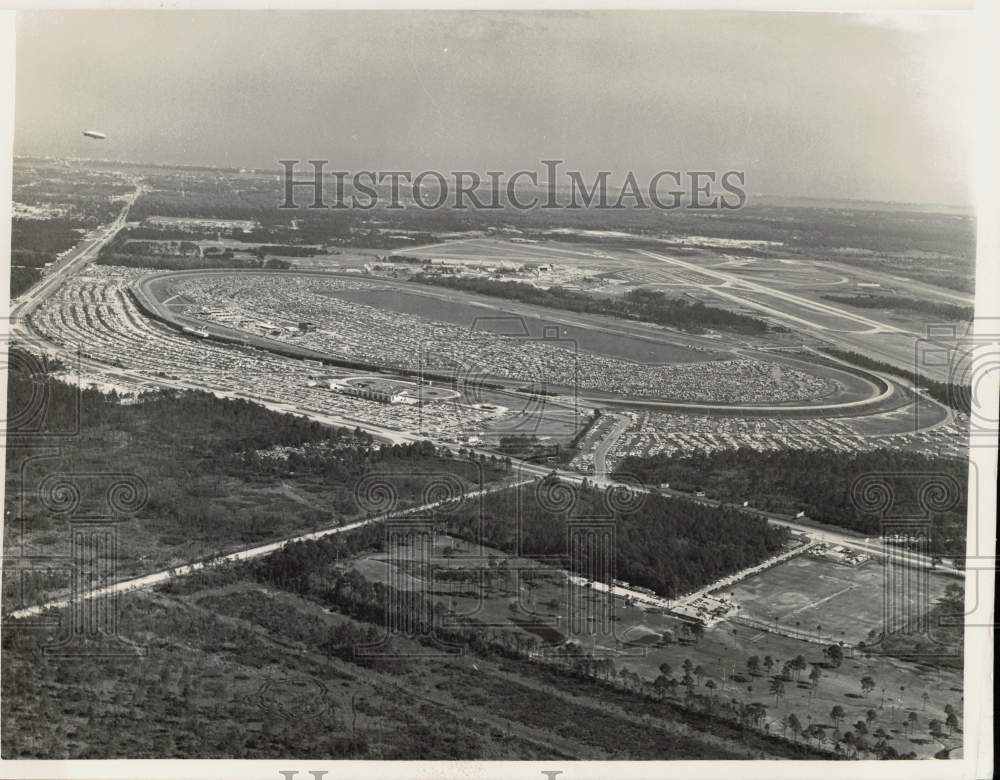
xmin=11 ymin=153 xmax=976 ymax=214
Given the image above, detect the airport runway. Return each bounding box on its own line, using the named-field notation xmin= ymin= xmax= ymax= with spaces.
xmin=635 ymin=249 xmax=963 ymax=384
xmin=636 ymin=249 xmax=912 ymax=335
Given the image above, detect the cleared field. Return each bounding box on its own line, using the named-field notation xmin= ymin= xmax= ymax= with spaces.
xmin=405 ymin=237 xmax=625 ymax=267
xmin=719 ymin=554 xmax=955 ymax=645
xmin=350 ymin=533 xmax=962 ymax=759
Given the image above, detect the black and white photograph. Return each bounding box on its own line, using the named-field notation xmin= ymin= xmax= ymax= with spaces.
xmin=0 ymin=5 xmax=996 ymax=778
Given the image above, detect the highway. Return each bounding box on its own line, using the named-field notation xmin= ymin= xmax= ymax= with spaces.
xmin=591 ymin=412 xmax=631 ymax=481
xmin=6 ymin=440 xmax=957 ymax=623
xmin=479 ymin=446 xmax=960 ymax=578
xmin=11 ymin=185 xmax=139 ymax=322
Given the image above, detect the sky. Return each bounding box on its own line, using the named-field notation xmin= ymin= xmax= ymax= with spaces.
xmin=13 ymin=10 xmax=976 ymax=205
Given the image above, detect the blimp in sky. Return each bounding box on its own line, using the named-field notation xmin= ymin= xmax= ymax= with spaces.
xmin=82 ymin=130 xmax=107 ymax=140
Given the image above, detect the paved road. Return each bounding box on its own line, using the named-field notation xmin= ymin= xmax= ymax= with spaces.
xmin=591 ymin=413 xmax=631 ymax=481
xmin=648 ymin=485 xmax=962 ymax=577
xmin=804 ymin=344 xmax=956 ymax=432
xmin=11 ymin=186 xmax=139 ymax=321
xmin=7 ymin=478 xmax=534 ymax=620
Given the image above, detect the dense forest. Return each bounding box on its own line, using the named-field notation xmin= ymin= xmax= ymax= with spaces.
xmin=96 ymin=227 xmax=292 ymax=270
xmin=820 ymin=294 xmax=974 ymax=321
xmin=409 ymin=274 xmax=773 ymax=334
xmin=9 ymin=267 xmax=42 ymax=298
xmin=8 ymin=219 xmax=84 ymax=298
xmin=11 ymin=219 xmax=81 ymax=256
xmin=96 ymin=253 xmax=292 ymax=271
xmin=613 ymin=449 xmax=968 ymax=557
xmin=6 ymin=347 xmax=353 ymax=457
xmin=820 ymin=347 xmax=971 ymax=414
xmin=437 ymin=476 xmax=790 ymax=598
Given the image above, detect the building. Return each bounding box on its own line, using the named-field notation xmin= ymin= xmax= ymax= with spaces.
xmin=144 ymin=216 xmax=259 ymax=233
xmin=329 ymin=379 xmax=418 ymax=405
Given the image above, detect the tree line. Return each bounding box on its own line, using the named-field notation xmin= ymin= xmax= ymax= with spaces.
xmin=6 ymin=348 xmax=497 ymax=524
xmin=438 ymin=476 xmax=790 ymax=598
xmin=409 ymin=274 xmax=773 ymax=334
xmin=820 ymin=293 xmax=973 ymax=322
xmin=10 ymin=267 xmax=42 ymax=298
xmin=614 ymin=448 xmax=968 ymax=557
xmin=97 ymin=252 xmax=292 ymax=271
xmin=246 ymin=540 xmax=857 ymax=760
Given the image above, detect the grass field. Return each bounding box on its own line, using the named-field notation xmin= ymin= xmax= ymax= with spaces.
xmin=718 ymin=554 xmax=955 ymax=645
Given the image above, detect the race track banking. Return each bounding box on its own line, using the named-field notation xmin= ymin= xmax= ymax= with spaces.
xmin=131 ymin=268 xmax=912 ymax=418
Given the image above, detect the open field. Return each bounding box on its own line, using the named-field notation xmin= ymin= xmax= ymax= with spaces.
xmin=716 ymin=554 xmax=955 ymax=646
xmin=338 ymin=533 xmax=964 ymax=759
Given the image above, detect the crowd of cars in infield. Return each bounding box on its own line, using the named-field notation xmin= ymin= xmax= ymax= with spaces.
xmin=168 ymin=272 xmax=836 ymax=405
